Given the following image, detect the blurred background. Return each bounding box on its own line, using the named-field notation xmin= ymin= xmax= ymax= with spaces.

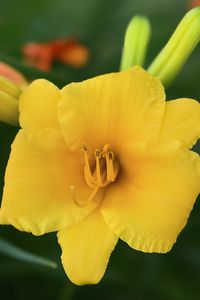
xmin=1 ymin=0 xmax=200 ymax=299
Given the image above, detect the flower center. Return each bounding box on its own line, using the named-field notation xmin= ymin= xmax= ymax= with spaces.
xmin=70 ymin=143 xmax=119 ymax=207
xmin=82 ymin=143 xmax=118 ymax=189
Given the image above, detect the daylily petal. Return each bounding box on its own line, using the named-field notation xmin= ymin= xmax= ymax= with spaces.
xmin=1 ymin=129 xmax=100 ymax=235
xmin=19 ymin=79 xmax=60 ymax=132
xmin=58 ymin=66 xmax=165 ymax=151
xmin=101 ymin=140 xmax=200 ymax=253
xmin=161 ymin=98 xmax=200 ymax=148
xmin=57 ymin=209 xmax=118 ymax=285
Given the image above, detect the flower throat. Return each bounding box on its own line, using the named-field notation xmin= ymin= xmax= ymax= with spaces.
xmin=82 ymin=143 xmax=118 ymax=188
xmin=71 ymin=143 xmax=118 ymax=207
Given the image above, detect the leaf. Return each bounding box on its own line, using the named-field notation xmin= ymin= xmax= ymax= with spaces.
xmin=0 ymin=237 xmax=57 ymax=269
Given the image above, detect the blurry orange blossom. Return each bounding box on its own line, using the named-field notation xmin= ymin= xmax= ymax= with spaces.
xmin=22 ymin=39 xmax=90 ymax=72
xmin=189 ymin=0 xmax=200 ymax=8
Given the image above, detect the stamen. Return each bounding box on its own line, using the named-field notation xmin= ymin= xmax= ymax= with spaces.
xmin=95 ymin=149 xmax=101 ymax=158
xmin=108 ymin=151 xmax=114 ymax=161
xmin=82 ymin=143 xmax=89 ymax=152
xmin=102 ymin=144 xmax=110 ymax=156
xmin=82 ymin=144 xmax=96 ymax=188
xmin=95 ymin=149 xmax=104 ymax=187
xmin=81 ymin=143 xmax=119 ymax=199
xmin=106 ymin=151 xmax=117 ymax=182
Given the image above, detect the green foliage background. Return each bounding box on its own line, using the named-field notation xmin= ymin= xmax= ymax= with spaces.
xmin=1 ymin=0 xmax=200 ymax=299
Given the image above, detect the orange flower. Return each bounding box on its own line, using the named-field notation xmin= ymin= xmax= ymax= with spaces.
xmin=52 ymin=39 xmax=90 ymax=68
xmin=189 ymin=0 xmax=200 ymax=8
xmin=23 ymin=43 xmax=54 ymax=72
xmin=22 ymin=39 xmax=89 ymax=72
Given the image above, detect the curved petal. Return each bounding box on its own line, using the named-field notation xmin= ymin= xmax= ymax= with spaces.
xmin=58 ymin=66 xmax=165 ymax=151
xmin=57 ymin=209 xmax=118 ymax=285
xmin=101 ymin=140 xmax=200 ymax=253
xmin=1 ymin=129 xmax=101 ymax=235
xmin=161 ymin=98 xmax=200 ymax=148
xmin=19 ymin=79 xmax=60 ymax=132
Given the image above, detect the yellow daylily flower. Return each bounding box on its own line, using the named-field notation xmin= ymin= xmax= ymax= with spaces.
xmin=1 ymin=66 xmax=200 ymax=285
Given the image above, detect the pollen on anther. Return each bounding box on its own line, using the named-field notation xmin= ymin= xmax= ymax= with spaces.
xmin=82 ymin=143 xmax=89 ymax=152
xmin=95 ymin=149 xmax=101 ymax=158
xmin=108 ymin=151 xmax=114 ymax=161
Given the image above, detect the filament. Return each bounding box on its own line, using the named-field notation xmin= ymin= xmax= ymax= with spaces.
xmin=106 ymin=151 xmax=116 ymax=182
xmin=82 ymin=144 xmax=96 ymax=188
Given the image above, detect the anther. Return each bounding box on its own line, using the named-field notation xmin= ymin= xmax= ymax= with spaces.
xmin=106 ymin=151 xmax=116 ymax=182
xmin=95 ymin=149 xmax=101 ymax=158
xmin=108 ymin=151 xmax=114 ymax=161
xmin=95 ymin=149 xmax=105 ymax=187
xmin=82 ymin=143 xmax=89 ymax=152
xmin=82 ymin=143 xmax=96 ymax=188
xmin=81 ymin=143 xmax=118 ymax=190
